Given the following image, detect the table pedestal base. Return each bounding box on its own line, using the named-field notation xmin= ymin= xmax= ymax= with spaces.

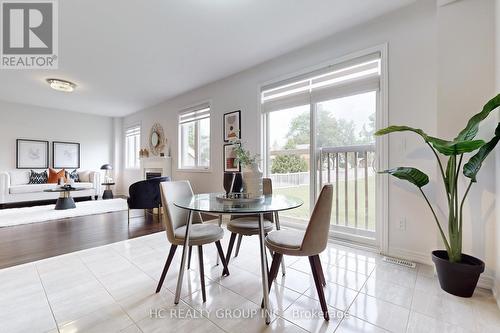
xmin=103 ymin=190 xmax=114 ymax=200
xmin=55 ymin=197 xmax=76 ymax=210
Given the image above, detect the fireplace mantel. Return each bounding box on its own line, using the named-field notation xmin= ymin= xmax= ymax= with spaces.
xmin=139 ymin=156 xmax=172 ymax=180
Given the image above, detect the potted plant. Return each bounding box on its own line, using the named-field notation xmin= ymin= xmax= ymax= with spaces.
xmin=375 ymin=94 xmax=500 ymax=297
xmin=232 ymin=140 xmax=263 ymax=198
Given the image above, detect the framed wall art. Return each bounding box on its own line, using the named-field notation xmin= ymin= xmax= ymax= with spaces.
xmin=16 ymin=139 xmax=49 ymax=169
xmin=223 ymin=143 xmax=240 ymax=172
xmin=53 ymin=141 xmax=80 ymax=169
xmin=223 ymin=110 xmax=241 ymax=142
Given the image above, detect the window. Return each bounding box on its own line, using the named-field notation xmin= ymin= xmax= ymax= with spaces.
xmin=178 ymin=103 xmax=210 ymax=170
xmin=125 ymin=125 xmax=141 ymax=169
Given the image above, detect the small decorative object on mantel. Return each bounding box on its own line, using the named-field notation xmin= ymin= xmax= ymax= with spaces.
xmin=139 ymin=148 xmax=149 ymax=158
xmin=223 ymin=110 xmax=241 ymax=142
xmin=149 ymin=123 xmax=166 ymax=156
xmin=232 ymin=139 xmax=263 ymax=198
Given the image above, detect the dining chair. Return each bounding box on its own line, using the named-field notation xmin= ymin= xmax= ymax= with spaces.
xmin=155 ymin=180 xmax=229 ymax=303
xmin=225 ymin=178 xmax=279 ymax=269
xmin=265 ymin=184 xmax=333 ymax=320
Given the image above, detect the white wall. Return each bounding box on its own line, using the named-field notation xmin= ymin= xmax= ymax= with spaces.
xmin=0 ymin=100 xmax=114 ymax=172
xmin=495 ymin=0 xmax=500 ymax=306
xmin=437 ymin=0 xmax=497 ymax=287
xmin=123 ymin=0 xmax=439 ymax=258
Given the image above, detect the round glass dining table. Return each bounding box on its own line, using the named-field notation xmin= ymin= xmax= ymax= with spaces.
xmin=173 ymin=193 xmax=303 ymax=324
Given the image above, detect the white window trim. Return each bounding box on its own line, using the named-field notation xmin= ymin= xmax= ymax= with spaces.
xmin=177 ymin=102 xmax=212 ymax=172
xmin=124 ymin=123 xmax=141 ymax=170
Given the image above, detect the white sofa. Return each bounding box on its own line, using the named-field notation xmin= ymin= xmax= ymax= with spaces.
xmin=0 ymin=170 xmax=101 ymax=206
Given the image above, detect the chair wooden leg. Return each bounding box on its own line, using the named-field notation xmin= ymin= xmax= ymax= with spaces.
xmin=187 ymin=246 xmax=193 ymax=269
xmin=215 ymin=241 xmax=230 ymax=276
xmin=156 ymin=244 xmax=177 ymax=293
xmin=316 ymin=255 xmax=327 ymax=286
xmin=309 ymin=255 xmax=329 ymax=321
xmin=225 ymin=233 xmax=237 ymax=267
xmin=198 ymin=246 xmax=206 ymax=302
xmin=234 ymin=234 xmax=243 ymax=257
xmin=261 ymin=252 xmax=283 ymax=308
xmin=157 ymin=204 xmax=161 ymax=223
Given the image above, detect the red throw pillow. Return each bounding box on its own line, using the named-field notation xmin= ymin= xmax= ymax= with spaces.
xmin=48 ymin=168 xmax=66 ymax=183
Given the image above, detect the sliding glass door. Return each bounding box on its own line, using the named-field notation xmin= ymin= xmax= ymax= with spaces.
xmin=262 ymin=52 xmax=383 ymax=245
xmin=267 ymin=105 xmax=310 ymax=222
xmin=315 ymin=92 xmax=377 ymax=240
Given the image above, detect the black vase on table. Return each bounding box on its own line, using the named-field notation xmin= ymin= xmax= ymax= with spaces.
xmin=223 ymin=172 xmax=243 ymax=196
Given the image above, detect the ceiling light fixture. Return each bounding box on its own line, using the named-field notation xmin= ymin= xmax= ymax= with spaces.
xmin=46 ymin=78 xmax=76 ymax=92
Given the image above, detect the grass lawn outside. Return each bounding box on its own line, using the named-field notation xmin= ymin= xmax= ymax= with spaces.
xmin=274 ymin=176 xmax=376 ymax=231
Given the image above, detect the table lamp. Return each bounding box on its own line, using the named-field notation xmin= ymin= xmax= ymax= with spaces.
xmin=100 ymin=164 xmax=113 ymax=183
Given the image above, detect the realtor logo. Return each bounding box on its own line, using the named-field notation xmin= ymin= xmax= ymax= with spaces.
xmin=1 ymin=0 xmax=58 ymax=69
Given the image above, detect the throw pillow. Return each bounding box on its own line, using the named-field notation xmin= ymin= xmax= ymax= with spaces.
xmin=78 ymin=170 xmax=91 ymax=183
xmin=67 ymin=169 xmax=80 ymax=182
xmin=48 ymin=168 xmax=66 ymax=183
xmin=28 ymin=170 xmax=48 ymax=184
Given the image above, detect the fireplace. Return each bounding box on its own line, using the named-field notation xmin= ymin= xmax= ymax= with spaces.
xmin=145 ymin=170 xmax=162 ymax=180
xmin=140 ymin=156 xmax=172 ymax=180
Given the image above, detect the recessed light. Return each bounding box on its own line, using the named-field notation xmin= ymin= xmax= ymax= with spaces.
xmin=46 ymin=78 xmax=76 ymax=92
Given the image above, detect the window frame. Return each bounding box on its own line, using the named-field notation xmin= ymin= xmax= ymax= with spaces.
xmin=124 ymin=124 xmax=141 ymax=170
xmin=177 ymin=103 xmax=211 ymax=172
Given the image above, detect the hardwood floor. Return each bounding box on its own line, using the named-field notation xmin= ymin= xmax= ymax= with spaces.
xmin=0 ymin=210 xmax=164 ymax=269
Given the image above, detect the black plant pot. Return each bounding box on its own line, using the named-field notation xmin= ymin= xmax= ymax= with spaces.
xmin=432 ymin=250 xmax=485 ymax=298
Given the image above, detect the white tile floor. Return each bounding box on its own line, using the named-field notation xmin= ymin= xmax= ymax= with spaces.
xmin=1 ymin=230 xmax=499 ymax=333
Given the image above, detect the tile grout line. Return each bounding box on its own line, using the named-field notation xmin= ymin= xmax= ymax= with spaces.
xmin=78 ymin=254 xmax=141 ymax=331
xmin=403 ymin=266 xmax=419 ymax=333
xmin=108 ymin=237 xmax=232 ymax=332
xmin=34 ymin=263 xmax=62 ymax=333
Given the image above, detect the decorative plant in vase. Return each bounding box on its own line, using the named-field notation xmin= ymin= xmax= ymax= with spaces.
xmin=232 ymin=140 xmax=263 ymax=198
xmin=375 ymin=94 xmax=500 ymax=297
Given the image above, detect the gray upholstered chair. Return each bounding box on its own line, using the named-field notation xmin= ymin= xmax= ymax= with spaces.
xmin=225 ymin=178 xmax=275 ymax=267
xmin=155 ymin=180 xmax=229 ymax=302
xmin=265 ymin=184 xmax=333 ymax=320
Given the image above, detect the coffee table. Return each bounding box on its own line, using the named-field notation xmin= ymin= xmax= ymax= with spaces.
xmin=44 ymin=187 xmax=86 ymax=210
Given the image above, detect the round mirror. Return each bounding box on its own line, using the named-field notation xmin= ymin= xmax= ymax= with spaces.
xmin=151 ymin=131 xmax=159 ymax=147
xmin=149 ymin=123 xmax=166 ymax=156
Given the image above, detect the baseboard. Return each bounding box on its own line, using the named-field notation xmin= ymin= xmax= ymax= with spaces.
xmin=386 ymin=247 xmax=433 ymax=266
xmin=493 ymin=280 xmax=500 ymax=311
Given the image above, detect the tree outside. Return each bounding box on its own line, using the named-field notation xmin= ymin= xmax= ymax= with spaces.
xmin=271 ymin=154 xmax=308 ymax=174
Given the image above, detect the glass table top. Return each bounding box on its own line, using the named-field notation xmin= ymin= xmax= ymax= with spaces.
xmin=174 ymin=193 xmax=303 ymax=214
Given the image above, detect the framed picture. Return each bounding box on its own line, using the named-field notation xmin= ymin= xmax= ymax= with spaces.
xmin=223 ymin=110 xmax=241 ymax=142
xmin=223 ymin=143 xmax=240 ymax=172
xmin=16 ymin=139 xmax=49 ymax=169
xmin=53 ymin=141 xmax=80 ymax=169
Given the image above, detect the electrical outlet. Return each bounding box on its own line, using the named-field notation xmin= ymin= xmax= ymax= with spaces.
xmin=399 ymin=218 xmax=406 ymax=231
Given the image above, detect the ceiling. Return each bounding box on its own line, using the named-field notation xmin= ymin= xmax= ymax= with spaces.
xmin=0 ymin=0 xmax=416 ymax=117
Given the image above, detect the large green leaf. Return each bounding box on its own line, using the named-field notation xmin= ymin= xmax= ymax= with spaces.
xmin=379 ymin=167 xmax=429 ymax=188
xmin=455 ymin=94 xmax=500 ymax=141
xmin=463 ymin=123 xmax=500 ymax=182
xmin=375 ymin=126 xmax=428 ymax=138
xmin=375 ymin=125 xmax=484 ymax=155
xmin=431 ymin=139 xmax=485 ymax=156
